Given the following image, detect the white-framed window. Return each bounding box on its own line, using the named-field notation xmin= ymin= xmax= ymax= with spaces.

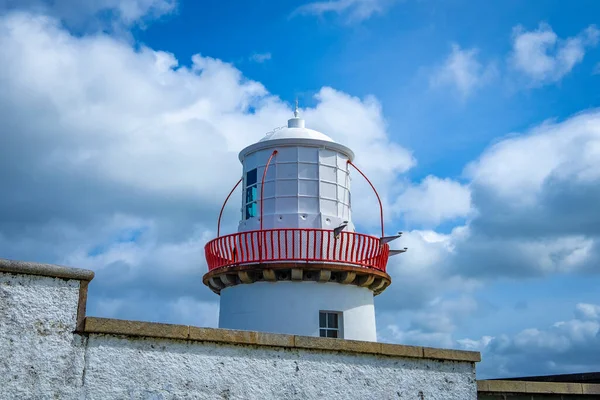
xmin=245 ymin=168 xmax=258 ymax=219
xmin=319 ymin=311 xmax=342 ymax=338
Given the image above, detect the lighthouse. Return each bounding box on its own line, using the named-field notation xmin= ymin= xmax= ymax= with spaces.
xmin=203 ymin=104 xmax=406 ymax=342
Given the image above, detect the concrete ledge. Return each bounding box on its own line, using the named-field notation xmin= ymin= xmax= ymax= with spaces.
xmin=0 ymin=258 xmax=94 ymax=281
xmin=478 ymin=380 xmax=600 ymax=395
xmin=83 ymin=317 xmax=480 ymax=363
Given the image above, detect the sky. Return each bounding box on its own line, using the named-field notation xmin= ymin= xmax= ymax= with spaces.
xmin=1 ymin=0 xmax=600 ymax=379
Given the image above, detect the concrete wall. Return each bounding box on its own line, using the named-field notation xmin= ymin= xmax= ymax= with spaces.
xmin=219 ymin=281 xmax=377 ymax=341
xmin=0 ymin=260 xmax=92 ymax=399
xmin=83 ymin=329 xmax=474 ymax=399
xmin=0 ymin=259 xmax=481 ymax=399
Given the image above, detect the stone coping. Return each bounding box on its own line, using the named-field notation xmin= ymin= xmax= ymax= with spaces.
xmin=0 ymin=258 xmax=95 ymax=281
xmin=478 ymin=380 xmax=600 ymax=395
xmin=82 ymin=317 xmax=481 ymax=363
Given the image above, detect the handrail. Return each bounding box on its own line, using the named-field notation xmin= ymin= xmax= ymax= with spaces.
xmin=217 ymin=177 xmax=243 ymax=237
xmin=347 ymin=160 xmax=384 ymax=237
xmin=205 ymin=228 xmax=389 ymax=273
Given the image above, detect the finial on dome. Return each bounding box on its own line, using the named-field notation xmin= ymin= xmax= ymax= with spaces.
xmin=294 ymin=98 xmax=299 ymax=118
xmin=288 ymin=98 xmax=305 ymax=128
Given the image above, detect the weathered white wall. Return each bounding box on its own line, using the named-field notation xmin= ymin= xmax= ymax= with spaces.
xmin=82 ymin=334 xmax=476 ymax=400
xmin=0 ymin=272 xmax=85 ymax=399
xmin=219 ymin=281 xmax=377 ymax=341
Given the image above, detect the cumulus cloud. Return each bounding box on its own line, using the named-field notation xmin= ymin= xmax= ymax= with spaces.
xmin=462 ymin=303 xmax=600 ymax=378
xmin=575 ymin=303 xmax=600 ymax=321
xmin=380 ymin=296 xmax=479 ymax=348
xmin=440 ymin=110 xmax=600 ymax=278
xmin=430 ymin=44 xmax=497 ymax=98
xmin=292 ymin=0 xmax=394 ymax=22
xmin=394 ymin=175 xmax=472 ymax=227
xmin=509 ymin=23 xmax=599 ymax=85
xmin=0 ymin=11 xmax=412 ymax=325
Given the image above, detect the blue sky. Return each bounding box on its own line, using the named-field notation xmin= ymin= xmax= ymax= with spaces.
xmin=1 ymin=0 xmax=600 ymax=379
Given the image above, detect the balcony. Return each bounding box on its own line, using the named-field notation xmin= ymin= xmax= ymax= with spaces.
xmin=205 ymin=228 xmax=389 ymax=273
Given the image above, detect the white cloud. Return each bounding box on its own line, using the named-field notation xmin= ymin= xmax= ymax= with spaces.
xmin=574 ymin=303 xmax=600 ymax=321
xmin=465 ymin=110 xmax=600 ymax=210
xmin=453 ymin=111 xmax=600 ymax=280
xmin=293 ymin=0 xmax=394 ymax=22
xmin=463 ymin=303 xmax=600 ymax=378
xmin=430 ymin=44 xmax=496 ymax=98
xmin=379 ymin=296 xmax=479 ymax=349
xmin=375 ymin=227 xmax=481 ymax=322
xmin=394 ymin=175 xmax=472 ymax=227
xmin=510 ymin=23 xmax=599 ymax=85
xmin=249 ymin=52 xmax=272 ymax=63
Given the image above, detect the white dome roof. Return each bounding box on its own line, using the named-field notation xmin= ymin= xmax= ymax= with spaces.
xmin=238 ymin=111 xmax=355 ymax=161
xmin=259 ymin=127 xmax=335 ymax=143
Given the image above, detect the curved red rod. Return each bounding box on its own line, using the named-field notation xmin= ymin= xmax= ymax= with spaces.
xmin=347 ymin=160 xmax=384 ymax=237
xmin=260 ymin=150 xmax=278 ymax=231
xmin=217 ymin=177 xmax=243 ymax=237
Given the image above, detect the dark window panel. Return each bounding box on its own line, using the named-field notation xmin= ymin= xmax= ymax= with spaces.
xmin=328 ymin=313 xmax=338 ymax=329
xmin=247 ymin=169 xmax=257 ymax=186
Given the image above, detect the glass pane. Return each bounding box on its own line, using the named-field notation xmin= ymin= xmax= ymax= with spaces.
xmin=319 ymin=312 xmax=326 ymax=328
xmin=319 ymin=329 xmax=327 ymax=337
xmin=326 ymin=330 xmax=338 ymax=338
xmin=246 ymin=169 xmax=257 ymax=186
xmin=328 ymin=313 xmax=338 ymax=329
xmin=246 ymin=186 xmax=257 ymax=203
xmin=245 ymin=202 xmax=257 ymax=219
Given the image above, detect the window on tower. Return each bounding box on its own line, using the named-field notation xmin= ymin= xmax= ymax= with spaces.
xmin=319 ymin=311 xmax=342 ymax=338
xmin=245 ymin=168 xmax=258 ymax=219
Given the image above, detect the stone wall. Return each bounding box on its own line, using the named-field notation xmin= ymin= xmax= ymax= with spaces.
xmin=0 ymin=258 xmax=481 ymax=399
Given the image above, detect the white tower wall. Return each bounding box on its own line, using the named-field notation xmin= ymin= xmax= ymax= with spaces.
xmin=219 ymin=281 xmax=377 ymax=341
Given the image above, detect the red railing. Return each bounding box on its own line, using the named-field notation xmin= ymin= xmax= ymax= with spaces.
xmin=205 ymin=228 xmax=389 ymax=272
